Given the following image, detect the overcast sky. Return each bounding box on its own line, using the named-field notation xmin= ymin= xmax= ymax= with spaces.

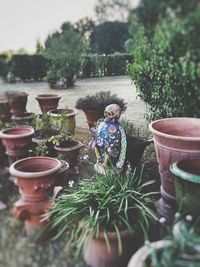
xmin=0 ymin=0 xmax=139 ymax=53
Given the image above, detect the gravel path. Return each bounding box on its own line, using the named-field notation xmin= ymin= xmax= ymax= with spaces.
xmin=0 ymin=76 xmax=147 ymax=129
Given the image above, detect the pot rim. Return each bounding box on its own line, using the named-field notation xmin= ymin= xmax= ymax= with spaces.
xmin=0 ymin=126 xmax=35 ymax=139
xmin=149 ymin=117 xmax=200 ymax=141
xmin=170 ymin=160 xmax=200 ymax=184
xmin=127 ymin=240 xmax=173 ymax=267
xmin=9 ymin=156 xmax=62 ymax=178
xmin=35 ymin=94 xmax=61 ymax=100
xmin=55 ymin=140 xmax=83 ymax=152
xmin=48 ymin=108 xmax=78 ymax=117
xmin=11 ymin=112 xmax=35 ymax=120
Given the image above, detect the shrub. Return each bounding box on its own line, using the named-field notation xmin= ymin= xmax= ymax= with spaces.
xmin=129 ymin=9 xmax=200 ymax=120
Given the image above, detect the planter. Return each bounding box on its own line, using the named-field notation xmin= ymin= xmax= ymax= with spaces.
xmin=127 ymin=240 xmax=172 ymax=267
xmin=0 ymin=126 xmax=34 ymax=162
xmin=83 ymin=109 xmax=103 ymax=129
xmin=48 ymin=108 xmax=77 ymax=135
xmin=9 ymin=157 xmax=62 ymax=202
xmin=149 ymin=117 xmax=200 ymax=218
xmin=35 ymin=94 xmax=61 ymax=114
xmin=171 ymin=159 xmax=200 ymax=218
xmin=56 ymin=160 xmax=70 ymax=186
xmin=9 ymin=92 xmax=28 ymax=116
xmin=54 ymin=140 xmax=83 ymax=175
xmin=84 ymin=230 xmax=137 ymax=267
xmin=0 ymin=98 xmax=11 ymax=122
xmin=11 ymin=112 xmax=35 ymax=126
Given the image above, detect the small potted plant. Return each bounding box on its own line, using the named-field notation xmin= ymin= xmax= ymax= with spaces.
xmin=5 ymin=91 xmax=28 ymax=116
xmin=49 ymin=167 xmax=157 ymax=267
xmin=75 ymin=91 xmax=127 ymax=128
xmin=35 ymin=94 xmax=61 ymax=114
xmin=49 ymin=132 xmax=83 ymax=175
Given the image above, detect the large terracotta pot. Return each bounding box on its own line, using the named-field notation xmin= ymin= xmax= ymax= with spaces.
xmin=127 ymin=240 xmax=172 ymax=267
xmin=9 ymin=92 xmax=28 ymax=116
xmin=84 ymin=230 xmax=137 ymax=267
xmin=149 ymin=117 xmax=200 ymax=216
xmin=11 ymin=112 xmax=35 ymax=126
xmin=83 ymin=109 xmax=103 ymax=129
xmin=0 ymin=126 xmax=34 ymax=160
xmin=9 ymin=157 xmax=62 ymax=202
xmin=54 ymin=140 xmax=83 ymax=174
xmin=35 ymin=94 xmax=61 ymax=114
xmin=171 ymin=159 xmax=200 ymax=218
xmin=48 ymin=108 xmax=77 ymax=135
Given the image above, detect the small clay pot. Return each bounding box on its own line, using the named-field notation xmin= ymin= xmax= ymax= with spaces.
xmin=35 ymin=94 xmax=61 ymax=114
xmin=48 ymin=108 xmax=77 ymax=134
xmin=0 ymin=126 xmax=34 ymax=159
xmin=9 ymin=92 xmax=28 ymax=116
xmin=84 ymin=229 xmax=137 ymax=267
xmin=83 ymin=109 xmax=103 ymax=129
xmin=9 ymin=157 xmax=62 ymax=202
xmin=11 ymin=112 xmax=35 ymax=126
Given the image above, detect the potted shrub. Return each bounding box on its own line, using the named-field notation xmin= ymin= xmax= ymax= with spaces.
xmin=48 ymin=108 xmax=77 ymax=135
xmin=5 ymin=91 xmax=28 ymax=116
xmin=75 ymin=91 xmax=127 ymax=128
xmin=171 ymin=159 xmax=200 ymax=218
xmin=49 ymin=167 xmax=157 ymax=267
xmin=35 ymin=94 xmax=61 ymax=114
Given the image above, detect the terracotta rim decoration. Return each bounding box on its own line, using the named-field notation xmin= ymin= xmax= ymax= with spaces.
xmin=48 ymin=108 xmax=77 ymax=117
xmin=0 ymin=126 xmax=35 ymax=139
xmin=35 ymin=94 xmax=61 ymax=100
xmin=55 ymin=140 xmax=83 ymax=152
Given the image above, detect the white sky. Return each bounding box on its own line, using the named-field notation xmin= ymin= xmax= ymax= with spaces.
xmin=0 ymin=0 xmax=139 ymax=53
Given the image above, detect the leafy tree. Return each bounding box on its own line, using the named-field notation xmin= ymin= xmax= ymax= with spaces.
xmin=35 ymin=39 xmax=44 ymax=54
xmin=74 ymin=17 xmax=95 ymax=41
xmin=44 ymin=22 xmax=87 ymax=88
xmin=90 ymin=21 xmax=129 ymax=54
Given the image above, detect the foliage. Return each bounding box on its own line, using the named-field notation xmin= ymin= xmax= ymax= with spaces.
xmin=74 ymin=17 xmax=95 ymax=41
xmin=34 ymin=113 xmax=54 ymax=132
xmin=75 ymin=90 xmax=127 ymax=115
xmin=129 ymin=9 xmax=200 ymax=120
xmin=90 ymin=21 xmax=129 ymax=54
xmin=0 ymin=54 xmax=10 ymax=81
xmin=44 ymin=22 xmax=87 ymax=88
xmin=48 ymin=132 xmax=73 ymax=147
xmin=49 ymin=166 xmax=157 ymax=254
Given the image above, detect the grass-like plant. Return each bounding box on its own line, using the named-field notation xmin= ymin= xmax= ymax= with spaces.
xmin=48 ymin=166 xmax=157 ymax=254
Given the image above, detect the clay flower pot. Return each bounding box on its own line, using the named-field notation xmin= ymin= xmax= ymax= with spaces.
xmin=171 ymin=159 xmax=200 ymax=218
xmin=35 ymin=94 xmax=61 ymax=114
xmin=9 ymin=157 xmax=62 ymax=202
xmin=48 ymin=108 xmax=77 ymax=135
xmin=84 ymin=230 xmax=136 ymax=267
xmin=83 ymin=109 xmax=103 ymax=129
xmin=127 ymin=240 xmax=172 ymax=267
xmin=9 ymin=92 xmax=28 ymax=116
xmin=11 ymin=112 xmax=35 ymax=126
xmin=0 ymin=98 xmax=11 ymax=122
xmin=54 ymin=140 xmax=83 ymax=174
xmin=0 ymin=126 xmax=35 ymax=161
xmin=56 ymin=160 xmax=70 ymax=186
xmin=149 ymin=117 xmax=200 ymax=218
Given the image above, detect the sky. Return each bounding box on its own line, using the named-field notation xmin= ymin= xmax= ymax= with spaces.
xmin=0 ymin=0 xmax=139 ymax=53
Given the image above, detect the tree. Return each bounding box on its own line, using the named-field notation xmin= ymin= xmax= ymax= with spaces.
xmin=44 ymin=22 xmax=87 ymax=88
xmin=95 ymin=0 xmax=134 ymax=22
xmin=35 ymin=39 xmax=44 ymax=54
xmin=90 ymin=21 xmax=129 ymax=54
xmin=74 ymin=17 xmax=95 ymax=41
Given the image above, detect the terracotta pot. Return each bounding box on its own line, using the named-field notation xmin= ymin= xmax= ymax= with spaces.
xmin=0 ymin=126 xmax=34 ymax=160
xmin=35 ymin=94 xmax=61 ymax=114
xmin=11 ymin=112 xmax=35 ymax=126
xmin=9 ymin=92 xmax=28 ymax=116
xmin=84 ymin=230 xmax=137 ymax=267
xmin=83 ymin=109 xmax=103 ymax=129
xmin=13 ymin=198 xmax=54 ymax=242
xmin=48 ymin=108 xmax=77 ymax=135
xmin=9 ymin=157 xmax=62 ymax=202
xmin=56 ymin=160 xmax=70 ymax=186
xmin=54 ymin=140 xmax=82 ymax=174
xmin=149 ymin=117 xmax=200 ymax=217
xmin=171 ymin=159 xmax=200 ymax=218
xmin=0 ymin=98 xmax=11 ymax=122
xmin=127 ymin=240 xmax=172 ymax=267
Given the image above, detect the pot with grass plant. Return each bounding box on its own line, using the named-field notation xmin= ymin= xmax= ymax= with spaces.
xmin=49 ymin=167 xmax=157 ymax=267
xmin=170 ymin=159 xmax=200 ymax=218
xmin=36 ymin=94 xmax=61 ymax=114
xmin=6 ymin=91 xmax=28 ymax=116
xmin=75 ymin=91 xmax=127 ymax=128
xmin=48 ymin=108 xmax=77 ymax=135
xmin=50 ymin=132 xmax=83 ymax=175
xmin=149 ymin=117 xmax=200 ymax=219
